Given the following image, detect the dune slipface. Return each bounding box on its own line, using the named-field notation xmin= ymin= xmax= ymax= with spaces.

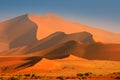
xmin=43 ymin=41 xmax=120 ymax=61
xmin=0 ymin=31 xmax=120 ymax=61
xmin=0 ymin=14 xmax=38 ymax=52
xmin=23 ymin=31 xmax=95 ymax=54
xmin=0 ymin=31 xmax=95 ymax=56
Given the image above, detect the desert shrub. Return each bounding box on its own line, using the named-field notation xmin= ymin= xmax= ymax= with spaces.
xmin=56 ymin=76 xmax=64 ymax=80
xmin=113 ymin=72 xmax=120 ymax=74
xmin=84 ymin=73 xmax=90 ymax=76
xmin=0 ymin=76 xmax=7 ymax=80
xmin=114 ymin=76 xmax=120 ymax=79
xmin=84 ymin=72 xmax=92 ymax=77
xmin=31 ymin=73 xmax=39 ymax=79
xmin=82 ymin=76 xmax=87 ymax=79
xmin=23 ymin=73 xmax=40 ymax=79
xmin=17 ymin=74 xmax=23 ymax=80
xmin=76 ymin=73 xmax=83 ymax=78
xmin=23 ymin=73 xmax=32 ymax=79
xmin=71 ymin=77 xmax=76 ymax=79
xmin=65 ymin=77 xmax=70 ymax=79
xmin=10 ymin=76 xmax=16 ymax=80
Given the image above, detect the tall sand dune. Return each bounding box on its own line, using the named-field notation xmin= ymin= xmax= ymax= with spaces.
xmin=0 ymin=31 xmax=95 ymax=55
xmin=0 ymin=15 xmax=37 ymax=52
xmin=28 ymin=14 xmax=120 ymax=43
xmin=0 ymin=13 xmax=120 ymax=52
xmin=23 ymin=31 xmax=95 ymax=54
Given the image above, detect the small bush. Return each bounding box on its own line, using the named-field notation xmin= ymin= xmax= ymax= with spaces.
xmin=76 ymin=73 xmax=83 ymax=78
xmin=114 ymin=76 xmax=120 ymax=79
xmin=56 ymin=76 xmax=64 ymax=80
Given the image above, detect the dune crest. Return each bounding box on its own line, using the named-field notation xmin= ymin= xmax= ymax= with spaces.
xmin=28 ymin=13 xmax=120 ymax=43
xmin=0 ymin=13 xmax=120 ymax=52
xmin=0 ymin=14 xmax=38 ymax=52
xmin=23 ymin=31 xmax=95 ymax=54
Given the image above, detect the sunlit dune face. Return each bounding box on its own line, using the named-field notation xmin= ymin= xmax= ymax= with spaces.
xmin=28 ymin=14 xmax=120 ymax=43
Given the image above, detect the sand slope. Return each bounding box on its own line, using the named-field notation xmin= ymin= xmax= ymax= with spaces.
xmin=0 ymin=13 xmax=120 ymax=52
xmin=0 ymin=40 xmax=120 ymax=73
xmin=28 ymin=13 xmax=120 ymax=43
xmin=0 ymin=55 xmax=42 ymax=73
xmin=0 ymin=31 xmax=95 ymax=56
xmin=43 ymin=41 xmax=120 ymax=61
xmin=23 ymin=31 xmax=95 ymax=54
xmin=0 ymin=40 xmax=120 ymax=61
xmin=0 ymin=54 xmax=119 ymax=75
xmin=16 ymin=55 xmax=120 ymax=75
xmin=0 ymin=14 xmax=37 ymax=52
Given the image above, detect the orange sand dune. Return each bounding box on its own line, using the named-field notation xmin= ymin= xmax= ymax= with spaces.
xmin=22 ymin=31 xmax=95 ymax=54
xmin=0 ymin=13 xmax=119 ymax=75
xmin=28 ymin=14 xmax=120 ymax=43
xmin=0 ymin=55 xmax=42 ymax=73
xmin=43 ymin=41 xmax=120 ymax=61
xmin=0 ymin=15 xmax=37 ymax=52
xmin=0 ymin=31 xmax=95 ymax=56
xmin=0 ymin=13 xmax=120 ymax=52
xmin=0 ymin=40 xmax=120 ymax=73
xmin=16 ymin=55 xmax=120 ymax=75
xmin=0 ymin=40 xmax=120 ymax=61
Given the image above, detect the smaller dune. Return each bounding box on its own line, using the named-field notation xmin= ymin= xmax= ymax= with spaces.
xmin=0 ymin=55 xmax=42 ymax=73
xmin=22 ymin=31 xmax=95 ymax=54
xmin=16 ymin=55 xmax=120 ymax=75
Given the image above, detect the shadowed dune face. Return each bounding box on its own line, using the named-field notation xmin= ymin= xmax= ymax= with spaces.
xmin=44 ymin=41 xmax=77 ymax=59
xmin=23 ymin=31 xmax=95 ymax=54
xmin=84 ymin=43 xmax=120 ymax=60
xmin=22 ymin=32 xmax=67 ymax=54
xmin=42 ymin=41 xmax=120 ymax=61
xmin=0 ymin=31 xmax=95 ymax=56
xmin=0 ymin=14 xmax=38 ymax=52
xmin=0 ymin=34 xmax=119 ymax=61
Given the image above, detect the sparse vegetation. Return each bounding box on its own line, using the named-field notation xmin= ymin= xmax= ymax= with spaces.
xmin=0 ymin=72 xmax=119 ymax=80
xmin=113 ymin=72 xmax=120 ymax=74
xmin=56 ymin=76 xmax=65 ymax=80
xmin=76 ymin=72 xmax=93 ymax=79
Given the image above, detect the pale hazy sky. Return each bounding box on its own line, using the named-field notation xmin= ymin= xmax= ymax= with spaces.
xmin=0 ymin=0 xmax=120 ymax=33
